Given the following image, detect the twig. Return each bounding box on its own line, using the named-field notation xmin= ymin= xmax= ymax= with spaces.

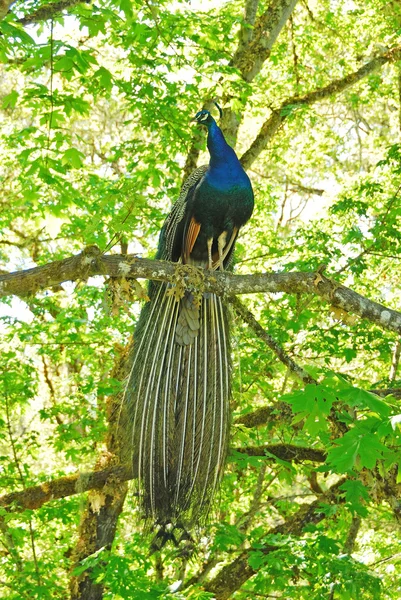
xmin=41 ymin=356 xmax=63 ymax=425
xmin=344 ymin=515 xmax=361 ymax=554
xmin=237 ymin=463 xmax=268 ymax=534
xmin=390 ymin=341 xmax=401 ymax=382
xmin=230 ymin=296 xmax=316 ymax=384
xmin=46 ymin=19 xmax=54 ymax=164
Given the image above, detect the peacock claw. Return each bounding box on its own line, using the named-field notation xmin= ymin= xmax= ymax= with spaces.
xmin=166 ymin=263 xmax=205 ymax=306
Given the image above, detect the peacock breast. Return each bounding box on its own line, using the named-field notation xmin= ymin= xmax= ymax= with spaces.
xmin=193 ymin=177 xmax=253 ymax=227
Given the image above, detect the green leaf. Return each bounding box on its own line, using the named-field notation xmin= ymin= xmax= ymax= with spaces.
xmin=72 ymin=547 xmax=108 ymax=577
xmin=213 ymin=523 xmax=245 ymax=551
xmin=264 ymin=450 xmax=296 ymax=473
xmin=282 ymin=384 xmax=336 ymax=434
xmin=340 ymin=480 xmax=370 ymax=516
xmin=328 ymin=426 xmax=387 ymax=473
xmin=316 ymin=535 xmax=340 ymax=555
xmin=62 ymin=148 xmax=85 ymax=168
xmin=337 ymin=387 xmax=390 ymax=417
xmin=120 ymin=0 xmax=133 ymax=20
xmin=2 ymin=90 xmax=18 ymax=109
xmin=248 ymin=550 xmax=268 ymax=570
xmin=54 ymin=56 xmax=75 ymax=73
xmin=327 ymin=434 xmax=360 ymax=472
xmin=94 ymin=67 xmax=113 ymax=91
xmin=358 ymin=434 xmax=387 ymax=469
xmin=229 ymin=449 xmax=265 ymax=469
xmin=0 ymin=22 xmax=35 ymax=45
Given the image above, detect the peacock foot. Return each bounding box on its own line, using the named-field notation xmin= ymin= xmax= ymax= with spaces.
xmin=166 ymin=263 xmax=205 ymax=305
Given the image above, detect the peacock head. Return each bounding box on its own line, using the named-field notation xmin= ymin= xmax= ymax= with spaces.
xmin=193 ymin=102 xmax=222 ymax=127
xmin=193 ymin=109 xmax=214 ymax=127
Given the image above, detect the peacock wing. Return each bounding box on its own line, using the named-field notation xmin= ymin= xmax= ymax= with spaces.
xmin=162 ymin=165 xmax=208 ymax=261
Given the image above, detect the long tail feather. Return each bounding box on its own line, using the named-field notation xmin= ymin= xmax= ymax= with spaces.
xmin=123 ymin=281 xmax=230 ymax=529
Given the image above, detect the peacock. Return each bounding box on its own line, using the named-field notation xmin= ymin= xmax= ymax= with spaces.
xmin=123 ymin=106 xmax=254 ymax=545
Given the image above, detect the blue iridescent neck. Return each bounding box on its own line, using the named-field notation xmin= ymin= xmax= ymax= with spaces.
xmin=206 ymin=120 xmax=238 ymax=168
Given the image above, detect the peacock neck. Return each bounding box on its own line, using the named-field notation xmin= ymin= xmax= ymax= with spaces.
xmin=207 ymin=121 xmax=238 ymax=170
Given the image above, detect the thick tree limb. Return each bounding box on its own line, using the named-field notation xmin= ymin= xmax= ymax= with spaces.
xmin=0 ymin=444 xmax=324 ymax=513
xmin=0 ymin=0 xmax=14 ymax=20
xmin=222 ymin=0 xmax=299 ymax=143
xmin=240 ymin=44 xmax=401 ymax=168
xmin=17 ymin=0 xmax=89 ymax=25
xmin=235 ymin=402 xmax=293 ymax=427
xmin=70 ymin=487 xmax=127 ymax=600
xmin=69 ymin=347 xmax=131 ymax=600
xmin=235 ymin=443 xmax=326 ymax=462
xmin=233 ymin=0 xmax=299 ymax=82
xmin=235 ymin=0 xmax=260 ymax=57
xmin=203 ymin=478 xmax=346 ymax=599
xmin=0 ymin=466 xmax=132 ymax=513
xmin=2 ymin=249 xmax=401 ymax=336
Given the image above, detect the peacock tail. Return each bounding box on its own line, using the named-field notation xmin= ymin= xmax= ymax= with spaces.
xmin=125 ymin=280 xmax=231 ymax=529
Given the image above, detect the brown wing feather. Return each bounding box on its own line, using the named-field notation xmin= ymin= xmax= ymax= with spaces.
xmin=183 ymin=217 xmax=201 ymax=264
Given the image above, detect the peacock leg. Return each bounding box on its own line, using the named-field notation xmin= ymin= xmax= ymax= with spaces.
xmin=207 ymin=237 xmax=213 ymax=269
xmin=213 ymin=227 xmax=239 ymax=271
xmin=217 ymin=231 xmax=227 ymax=271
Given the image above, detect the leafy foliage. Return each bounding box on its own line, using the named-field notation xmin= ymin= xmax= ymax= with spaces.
xmin=1 ymin=0 xmax=401 ymax=598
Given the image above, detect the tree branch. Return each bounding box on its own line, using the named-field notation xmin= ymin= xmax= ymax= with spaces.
xmin=0 ymin=0 xmax=14 ymax=20
xmin=234 ymin=402 xmax=293 ymax=427
xmin=2 ymin=248 xmax=401 ymax=336
xmin=343 ymin=515 xmax=361 ymax=554
xmin=0 ymin=444 xmax=325 ymax=513
xmin=16 ymin=0 xmax=89 ymax=25
xmin=69 ymin=343 xmax=131 ymax=600
xmin=0 ymin=466 xmax=132 ymax=513
xmin=222 ymin=0 xmax=299 ymax=143
xmin=233 ymin=0 xmax=299 ymax=82
xmin=231 ymin=296 xmax=316 ymax=384
xmin=235 ymin=0 xmax=260 ymax=56
xmin=240 ymin=44 xmax=401 ymax=168
xmin=235 ymin=443 xmax=326 ymax=462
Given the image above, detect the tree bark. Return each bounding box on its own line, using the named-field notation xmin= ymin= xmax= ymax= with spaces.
xmin=234 ymin=0 xmax=299 ymax=82
xmin=17 ymin=0 xmax=90 ymax=25
xmin=0 ymin=0 xmax=14 ymax=20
